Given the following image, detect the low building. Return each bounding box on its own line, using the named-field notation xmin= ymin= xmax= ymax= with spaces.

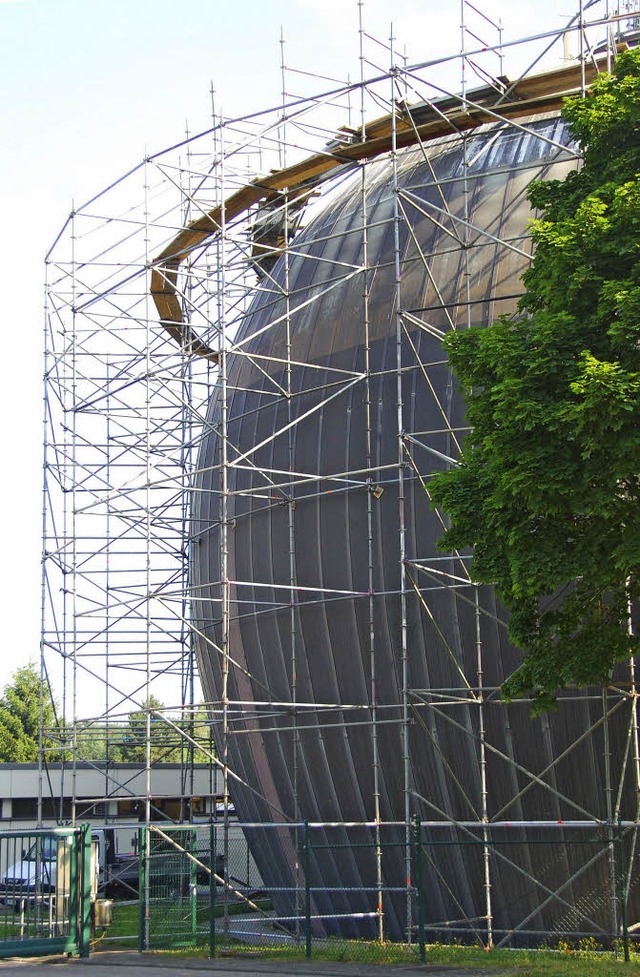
xmin=0 ymin=762 xmax=261 ymax=888
xmin=0 ymin=762 xmax=221 ymax=828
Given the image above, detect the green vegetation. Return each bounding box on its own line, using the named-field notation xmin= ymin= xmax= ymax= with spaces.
xmin=90 ymin=895 xmax=640 ymax=974
xmin=97 ymin=900 xmax=139 ymax=949
xmin=157 ymin=938 xmax=640 ymax=974
xmin=0 ymin=665 xmax=214 ymax=764
xmin=0 ymin=896 xmax=624 ymax=977
xmin=0 ymin=664 xmax=61 ymax=762
xmin=430 ymin=48 xmax=640 ymax=713
xmin=73 ymin=700 xmax=214 ymax=764
xmin=102 ymin=696 xmax=203 ymax=763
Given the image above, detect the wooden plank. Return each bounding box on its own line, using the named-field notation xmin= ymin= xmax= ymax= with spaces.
xmin=151 ymin=54 xmax=612 ymax=356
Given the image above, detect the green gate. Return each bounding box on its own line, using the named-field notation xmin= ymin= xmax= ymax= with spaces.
xmin=139 ymin=825 xmax=197 ymax=949
xmin=0 ymin=824 xmax=90 ymax=958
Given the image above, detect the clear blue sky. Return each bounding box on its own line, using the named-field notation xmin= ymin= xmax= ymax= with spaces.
xmin=0 ymin=0 xmax=587 ymax=698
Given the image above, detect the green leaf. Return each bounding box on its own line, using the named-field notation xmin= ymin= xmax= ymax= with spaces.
xmin=430 ymin=48 xmax=640 ymax=712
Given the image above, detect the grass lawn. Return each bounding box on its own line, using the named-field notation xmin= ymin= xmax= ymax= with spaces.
xmin=165 ymin=940 xmax=640 ymax=975
xmin=91 ymin=897 xmax=640 ymax=976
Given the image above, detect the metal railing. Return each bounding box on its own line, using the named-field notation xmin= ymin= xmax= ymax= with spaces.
xmin=134 ymin=819 xmax=637 ymax=960
xmin=0 ymin=824 xmax=90 ymax=958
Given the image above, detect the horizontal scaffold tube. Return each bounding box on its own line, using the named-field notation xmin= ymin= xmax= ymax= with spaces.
xmin=149 ymin=54 xmax=615 ymax=361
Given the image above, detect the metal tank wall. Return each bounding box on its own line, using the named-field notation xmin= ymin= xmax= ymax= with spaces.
xmin=191 ymin=116 xmax=638 ymax=941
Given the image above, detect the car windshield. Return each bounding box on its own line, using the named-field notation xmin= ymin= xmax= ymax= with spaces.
xmin=24 ymin=840 xmax=58 ymax=861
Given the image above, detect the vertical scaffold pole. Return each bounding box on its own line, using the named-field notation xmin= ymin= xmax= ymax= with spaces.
xmin=143 ymin=153 xmax=152 ymax=954
xmin=39 ymin=262 xmax=50 ymax=830
xmin=70 ymin=202 xmax=78 ymax=828
xmin=390 ymin=34 xmax=413 ymax=943
xmin=217 ymin=110 xmax=231 ymax=943
xmin=461 ymin=6 xmax=493 ymax=944
xmin=359 ymin=0 xmax=384 ymax=945
xmin=181 ymin=131 xmax=197 ymax=817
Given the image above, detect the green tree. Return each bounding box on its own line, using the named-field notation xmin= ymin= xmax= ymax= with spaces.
xmin=119 ymin=696 xmax=175 ymax=763
xmin=430 ymin=49 xmax=640 ymax=713
xmin=118 ymin=698 xmax=214 ymax=764
xmin=191 ymin=705 xmax=216 ymax=762
xmin=0 ymin=664 xmax=60 ymax=761
xmin=74 ymin=722 xmax=125 ymax=762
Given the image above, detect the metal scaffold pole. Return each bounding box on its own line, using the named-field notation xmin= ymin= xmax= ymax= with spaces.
xmin=143 ymin=154 xmax=152 ymax=952
xmin=388 ymin=31 xmax=413 ymax=943
xmin=359 ymin=0 xmax=383 ymax=944
xmin=40 ymin=1 xmax=640 ymax=949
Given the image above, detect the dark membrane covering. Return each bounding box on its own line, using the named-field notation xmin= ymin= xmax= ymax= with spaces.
xmin=191 ymin=118 xmax=639 ymax=942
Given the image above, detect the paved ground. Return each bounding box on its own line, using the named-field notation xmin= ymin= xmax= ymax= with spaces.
xmin=0 ymin=952 xmax=504 ymax=977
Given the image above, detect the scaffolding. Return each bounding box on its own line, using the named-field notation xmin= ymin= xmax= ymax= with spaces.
xmin=43 ymin=1 xmax=640 ymax=949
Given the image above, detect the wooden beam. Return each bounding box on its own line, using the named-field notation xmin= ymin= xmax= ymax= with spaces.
xmin=150 ymin=52 xmax=617 ymax=360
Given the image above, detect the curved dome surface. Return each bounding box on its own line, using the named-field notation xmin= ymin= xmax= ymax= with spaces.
xmin=192 ymin=116 xmax=638 ymax=941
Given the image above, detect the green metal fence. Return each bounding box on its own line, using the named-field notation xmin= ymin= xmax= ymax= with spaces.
xmin=412 ymin=819 xmax=634 ymax=960
xmin=135 ymin=819 xmax=637 ymax=961
xmin=139 ymin=825 xmax=198 ymax=950
xmin=0 ymin=824 xmax=90 ymax=958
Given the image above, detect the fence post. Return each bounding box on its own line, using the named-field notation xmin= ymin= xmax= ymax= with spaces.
xmin=69 ymin=830 xmax=79 ymax=955
xmin=209 ymin=822 xmax=216 ymax=959
xmin=138 ymin=827 xmax=148 ymax=952
xmin=304 ymin=821 xmax=312 ymax=959
xmin=190 ymin=827 xmax=197 ymax=945
xmin=414 ymin=815 xmax=425 ymax=962
xmin=617 ymin=819 xmax=630 ymax=963
xmin=77 ymin=824 xmax=92 ymax=958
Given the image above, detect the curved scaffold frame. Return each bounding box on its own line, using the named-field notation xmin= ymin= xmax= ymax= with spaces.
xmin=43 ymin=8 xmax=640 ymax=951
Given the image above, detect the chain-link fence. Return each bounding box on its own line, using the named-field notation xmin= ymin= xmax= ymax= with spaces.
xmin=412 ymin=819 xmax=636 ymax=957
xmin=131 ymin=819 xmax=637 ymax=960
xmin=138 ymin=826 xmax=199 ymax=949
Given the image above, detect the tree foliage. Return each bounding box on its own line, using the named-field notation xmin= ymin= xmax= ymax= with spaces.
xmin=75 ymin=700 xmax=214 ymax=763
xmin=0 ymin=665 xmax=214 ymax=764
xmin=117 ymin=696 xmax=187 ymax=763
xmin=429 ymin=49 xmax=640 ymax=712
xmin=0 ymin=665 xmax=59 ymax=762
